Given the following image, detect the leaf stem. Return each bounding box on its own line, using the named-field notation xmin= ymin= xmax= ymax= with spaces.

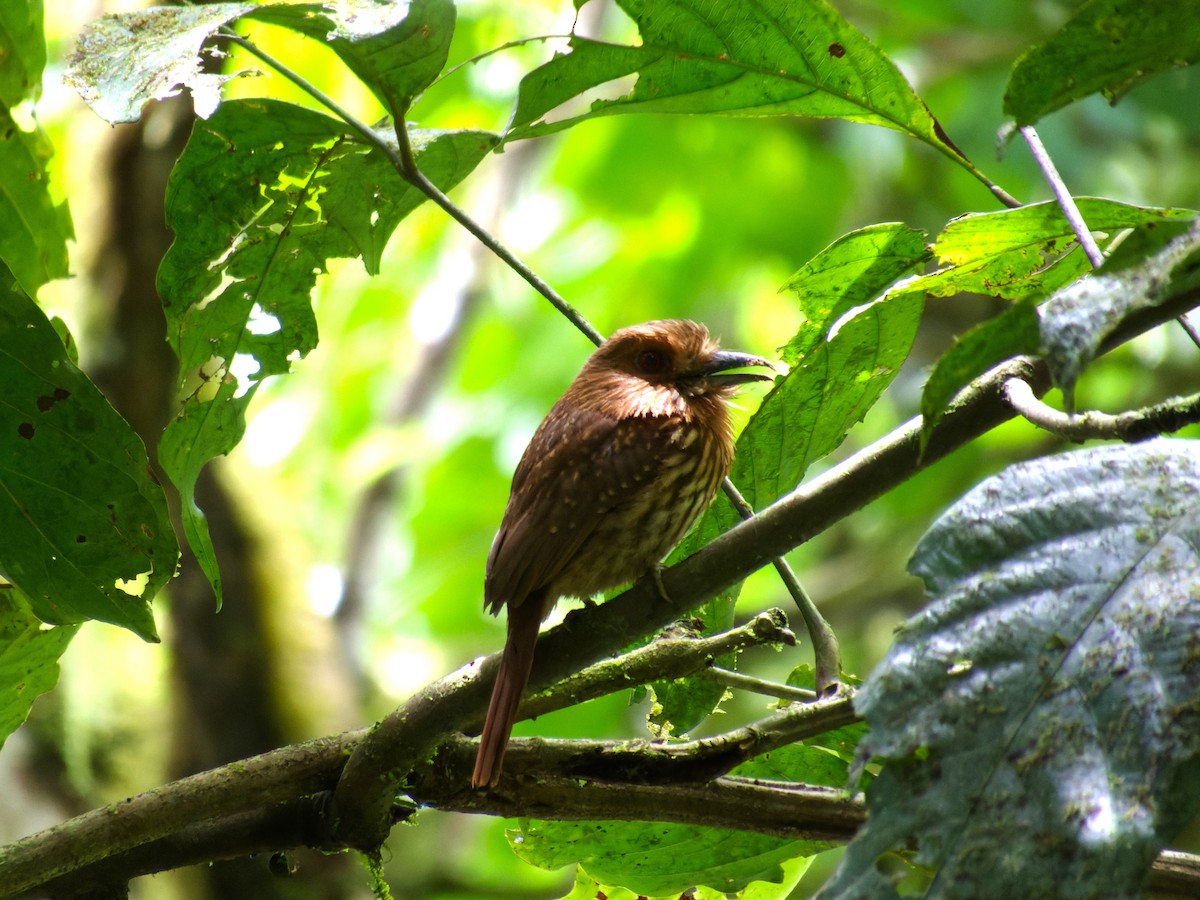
xmin=703 ymin=665 xmax=818 ymax=701
xmin=1020 ymin=125 xmax=1104 ymax=268
xmin=721 ymin=477 xmax=841 ymax=693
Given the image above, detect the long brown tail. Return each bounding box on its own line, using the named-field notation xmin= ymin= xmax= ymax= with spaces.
xmin=472 ymin=598 xmax=542 ymax=788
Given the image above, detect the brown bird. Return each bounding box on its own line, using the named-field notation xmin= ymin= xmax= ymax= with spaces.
xmin=472 ymin=319 xmax=772 ymax=788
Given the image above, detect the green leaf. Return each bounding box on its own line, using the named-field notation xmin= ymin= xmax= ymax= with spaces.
xmin=778 ymin=223 xmax=930 ymax=366
xmin=507 ymin=0 xmax=971 ymax=171
xmin=1041 ymin=218 xmax=1200 ymax=407
xmin=0 ymin=0 xmax=46 ymax=106
xmin=255 ymin=0 xmax=456 ymax=119
xmin=825 ymin=439 xmax=1200 ymax=899
xmin=0 ymin=591 xmax=77 ymax=752
xmin=157 ymin=98 xmax=495 ymax=598
xmin=1005 ymin=0 xmax=1200 ymax=126
xmin=910 ymin=198 xmax=1193 ymax=303
xmin=0 ymin=283 xmax=176 ymax=640
xmin=919 ymin=297 xmax=1042 ymax=441
xmin=515 ymin=818 xmax=824 ymax=898
xmin=64 ymin=2 xmax=257 ymax=123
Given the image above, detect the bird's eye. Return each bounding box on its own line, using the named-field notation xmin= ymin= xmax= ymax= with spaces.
xmin=636 ymin=350 xmax=668 ymax=373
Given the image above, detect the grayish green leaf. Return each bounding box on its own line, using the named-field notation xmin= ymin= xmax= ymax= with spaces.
xmin=823 ymin=439 xmax=1200 ymax=899
xmin=1041 ymin=219 xmax=1200 ymax=407
xmin=64 ymin=3 xmax=256 ymax=123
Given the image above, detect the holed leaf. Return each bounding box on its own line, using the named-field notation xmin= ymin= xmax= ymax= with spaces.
xmin=157 ymin=98 xmax=495 ymax=599
xmin=0 ymin=283 xmax=176 ymax=640
xmin=822 ymin=439 xmax=1200 ymax=899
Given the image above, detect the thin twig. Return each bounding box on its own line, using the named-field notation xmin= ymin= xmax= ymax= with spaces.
xmin=1020 ymin=125 xmax=1104 ymax=268
xmin=1177 ymin=313 xmax=1200 ymax=351
xmin=721 ymin=477 xmax=841 ymax=693
xmin=1003 ymin=377 xmax=1200 ymax=442
xmin=1020 ymin=127 xmax=1200 ymax=366
xmin=512 ymin=610 xmax=797 ymax=724
xmin=702 ymin=665 xmax=818 ymax=701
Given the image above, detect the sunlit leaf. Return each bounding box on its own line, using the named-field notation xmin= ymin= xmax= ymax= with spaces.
xmin=1005 ymin=0 xmax=1200 ymax=126
xmin=560 ymin=854 xmax=814 ymax=900
xmin=0 ymin=2 xmax=71 ymax=297
xmin=910 ymin=199 xmax=1194 ymax=302
xmin=736 ymin=289 xmax=923 ymax=510
xmin=824 ymin=439 xmax=1200 ymax=899
xmin=0 ymin=283 xmax=176 ymax=640
xmin=779 ymin=223 xmax=929 ymax=366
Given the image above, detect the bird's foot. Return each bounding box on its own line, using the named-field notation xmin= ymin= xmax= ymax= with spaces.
xmin=646 ymin=564 xmax=678 ymax=607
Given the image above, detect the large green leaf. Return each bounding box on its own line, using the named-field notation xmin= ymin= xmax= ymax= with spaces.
xmin=0 ymin=591 xmax=77 ymax=752
xmin=0 ymin=283 xmax=176 ymax=640
xmin=1005 ymin=0 xmax=1200 ymax=126
xmin=735 ymin=289 xmax=923 ymax=511
xmin=0 ymin=109 xmax=71 ymax=300
xmin=507 ymin=0 xmax=974 ymax=174
xmin=654 ymin=270 xmax=922 ymax=732
xmin=157 ymin=98 xmax=495 ymax=599
xmin=911 ymin=199 xmax=1194 ymax=303
xmin=916 ymin=201 xmax=1199 ymax=433
xmin=824 ymin=439 xmax=1200 ymax=899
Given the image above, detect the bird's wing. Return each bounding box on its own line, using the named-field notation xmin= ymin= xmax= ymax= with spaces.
xmin=484 ymin=402 xmax=671 ymax=616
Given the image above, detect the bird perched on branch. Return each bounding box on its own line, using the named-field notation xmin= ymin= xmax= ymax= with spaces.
xmin=472 ymin=319 xmax=773 ymax=788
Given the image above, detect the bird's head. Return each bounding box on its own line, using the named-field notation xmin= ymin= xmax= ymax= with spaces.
xmin=574 ymin=320 xmax=774 ymax=417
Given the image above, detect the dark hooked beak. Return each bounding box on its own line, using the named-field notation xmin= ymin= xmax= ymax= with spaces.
xmin=699 ymin=350 xmax=776 ymax=387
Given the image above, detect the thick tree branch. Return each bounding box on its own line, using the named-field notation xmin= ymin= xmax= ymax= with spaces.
xmin=425 ymin=775 xmax=867 ymax=844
